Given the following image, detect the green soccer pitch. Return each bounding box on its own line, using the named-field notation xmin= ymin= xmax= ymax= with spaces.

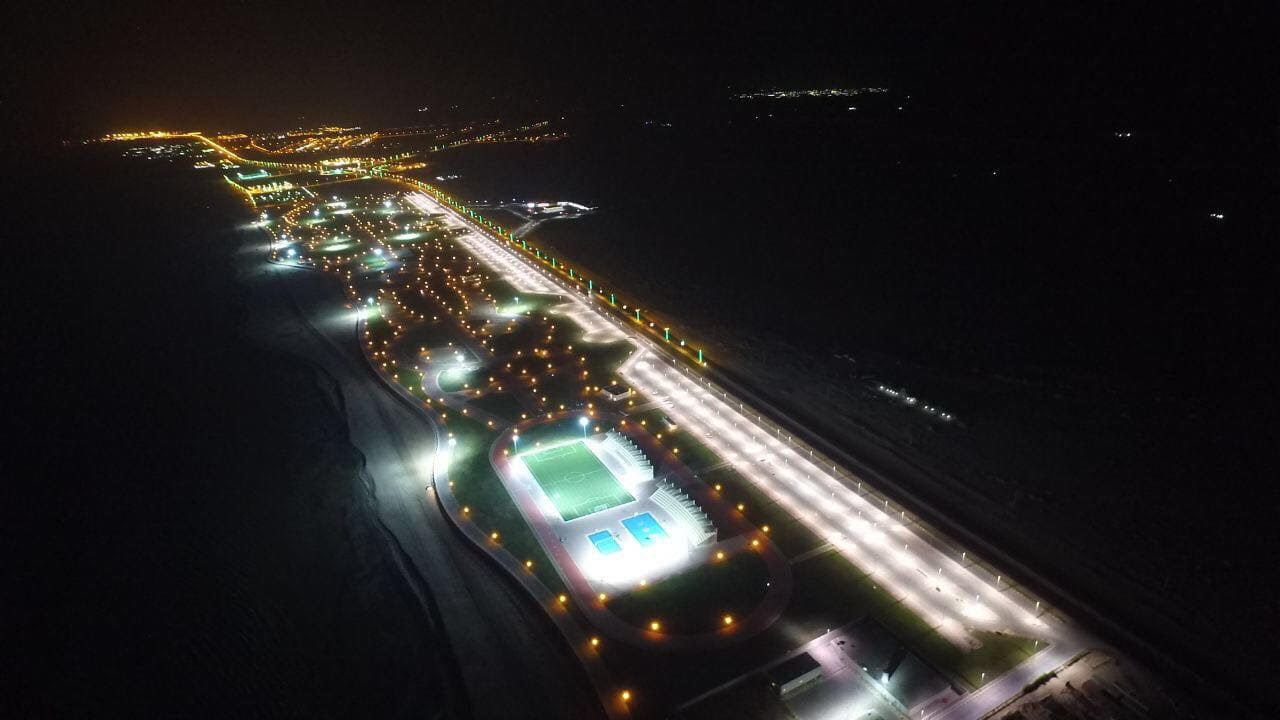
xmin=521 ymin=440 xmax=635 ymax=521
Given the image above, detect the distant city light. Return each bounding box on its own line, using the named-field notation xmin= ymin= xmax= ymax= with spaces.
xmin=736 ymin=87 xmax=888 ymax=100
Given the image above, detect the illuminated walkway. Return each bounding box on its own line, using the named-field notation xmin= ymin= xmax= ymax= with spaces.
xmin=405 ymin=188 xmax=1090 ymax=717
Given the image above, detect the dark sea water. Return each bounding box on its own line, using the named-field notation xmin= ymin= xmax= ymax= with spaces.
xmin=11 ymin=148 xmax=450 ymax=718
xmin=427 ymin=100 xmax=1279 ymax=702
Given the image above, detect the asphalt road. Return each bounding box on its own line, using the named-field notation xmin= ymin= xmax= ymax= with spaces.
xmin=929 ymin=643 xmax=1077 ymax=720
xmin=235 ymin=234 xmax=606 ymax=720
xmin=417 ymin=192 xmax=1098 ymax=720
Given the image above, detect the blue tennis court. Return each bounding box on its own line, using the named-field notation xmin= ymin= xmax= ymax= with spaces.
xmin=587 ymin=530 xmax=622 ymax=555
xmin=622 ymin=513 xmax=667 ymax=546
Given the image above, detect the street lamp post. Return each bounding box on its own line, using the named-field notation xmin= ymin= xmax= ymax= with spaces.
xmin=579 ymin=416 xmax=590 ymax=437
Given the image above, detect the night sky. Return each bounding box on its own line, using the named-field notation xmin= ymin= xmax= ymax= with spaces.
xmin=8 ymin=2 xmax=1275 ymax=141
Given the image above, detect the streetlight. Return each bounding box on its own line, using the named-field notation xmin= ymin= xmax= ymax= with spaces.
xmin=512 ymin=431 xmax=519 ymax=454
xmin=579 ymin=416 xmax=589 ymax=437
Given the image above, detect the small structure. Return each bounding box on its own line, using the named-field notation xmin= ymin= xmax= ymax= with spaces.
xmin=524 ymin=201 xmax=592 ymax=216
xmin=600 ymin=384 xmax=632 ymax=402
xmin=881 ymin=643 xmax=907 ymax=683
xmin=767 ymin=652 xmax=823 ymax=698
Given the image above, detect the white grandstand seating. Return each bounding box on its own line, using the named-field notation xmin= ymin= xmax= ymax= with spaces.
xmin=603 ymin=430 xmax=653 ymax=481
xmin=652 ymin=480 xmax=716 ymax=546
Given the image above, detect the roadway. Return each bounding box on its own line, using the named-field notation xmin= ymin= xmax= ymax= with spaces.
xmin=119 ymin=131 xmax=1098 ymax=718
xmin=406 ymin=190 xmax=1097 ymax=719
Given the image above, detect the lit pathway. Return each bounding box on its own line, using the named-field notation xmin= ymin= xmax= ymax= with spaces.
xmin=622 ymin=355 xmax=1054 ymax=646
xmin=484 ymin=412 xmax=794 ymax=652
xmin=418 ymin=356 xmax=511 ymax=431
xmin=403 ymin=189 xmax=1093 ymax=719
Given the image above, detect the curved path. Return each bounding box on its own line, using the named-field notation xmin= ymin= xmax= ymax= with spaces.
xmin=486 ymin=414 xmax=795 ymax=653
xmin=250 ymin=251 xmax=608 ymax=719
xmin=429 ymin=423 xmax=631 ymax=720
xmin=402 ymin=188 xmax=1105 ymax=720
xmin=351 ymin=311 xmax=631 ymax=719
xmin=419 ymin=358 xmax=512 ymax=431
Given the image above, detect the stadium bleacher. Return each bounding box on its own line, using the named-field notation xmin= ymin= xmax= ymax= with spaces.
xmin=651 ymin=480 xmax=716 ymax=546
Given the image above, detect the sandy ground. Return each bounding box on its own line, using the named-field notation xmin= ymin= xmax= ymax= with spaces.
xmin=237 ymin=231 xmax=606 ymax=719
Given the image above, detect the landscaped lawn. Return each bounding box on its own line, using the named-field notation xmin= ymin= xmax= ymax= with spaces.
xmin=701 ymin=467 xmax=826 ymax=558
xmin=788 ymin=550 xmax=1041 ymax=688
xmin=467 ymin=391 xmax=527 ymax=423
xmin=444 ymin=416 xmax=566 ymax=594
xmin=605 ymin=549 xmax=772 ymax=634
xmin=438 ymin=364 xmax=483 ymax=392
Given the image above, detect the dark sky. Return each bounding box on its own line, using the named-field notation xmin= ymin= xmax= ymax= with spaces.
xmin=6 ymin=1 xmax=1276 ymax=141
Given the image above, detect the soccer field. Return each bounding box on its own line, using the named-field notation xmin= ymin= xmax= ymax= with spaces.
xmin=522 ymin=441 xmax=635 ymax=521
